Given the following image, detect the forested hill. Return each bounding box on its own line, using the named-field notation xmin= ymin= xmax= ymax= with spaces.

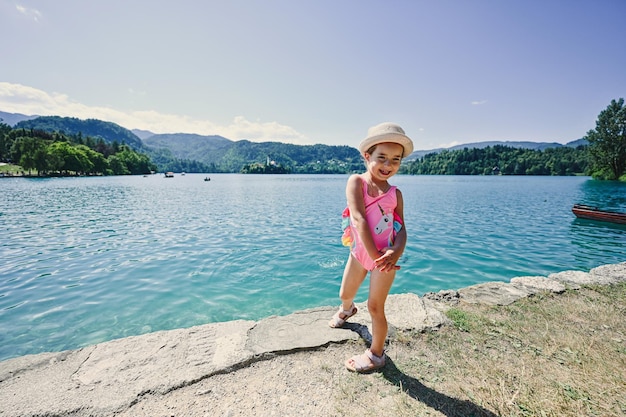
xmin=5 ymin=113 xmax=589 ymax=174
xmin=8 ymin=115 xmax=364 ymax=173
xmin=144 ymin=133 xmax=364 ymax=173
xmin=405 ymin=144 xmax=589 ymax=176
xmin=144 ymin=133 xmax=363 ymax=173
xmin=221 ymin=140 xmax=362 ymax=173
xmin=143 ymin=133 xmax=234 ymax=163
xmin=407 ymin=139 xmax=587 ymax=159
xmin=16 ymin=116 xmax=144 ymax=150
xmin=0 ymin=110 xmax=38 ymax=126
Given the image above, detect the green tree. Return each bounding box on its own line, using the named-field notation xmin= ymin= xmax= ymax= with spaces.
xmin=45 ymin=144 xmax=64 ymax=173
xmin=12 ymin=137 xmax=48 ymax=174
xmin=76 ymin=144 xmax=108 ymax=174
xmin=115 ymin=146 xmax=155 ymax=174
xmin=33 ymin=146 xmax=49 ymax=174
xmin=107 ymin=155 xmax=127 ymax=175
xmin=47 ymin=141 xmax=93 ymax=174
xmin=0 ymin=122 xmax=12 ymax=160
xmin=584 ymin=98 xmax=626 ymax=180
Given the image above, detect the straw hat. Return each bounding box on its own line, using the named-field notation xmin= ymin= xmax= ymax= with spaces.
xmin=358 ymin=122 xmax=414 ymax=157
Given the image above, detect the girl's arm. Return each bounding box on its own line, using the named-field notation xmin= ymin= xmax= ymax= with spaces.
xmin=391 ymin=188 xmax=407 ymax=255
xmin=346 ymin=174 xmax=381 ymax=262
xmin=375 ymin=188 xmax=407 ymax=271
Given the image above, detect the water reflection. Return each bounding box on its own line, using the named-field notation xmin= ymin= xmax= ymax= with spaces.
xmin=576 ymin=178 xmax=626 ymax=211
xmin=569 ymin=178 xmax=626 ymax=265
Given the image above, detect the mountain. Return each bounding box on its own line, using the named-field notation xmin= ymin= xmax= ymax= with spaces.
xmin=564 ymin=138 xmax=588 ymax=148
xmin=0 ymin=111 xmax=38 ymax=126
xmin=450 ymin=140 xmax=562 ymax=151
xmin=14 ymin=116 xmax=144 ymax=150
xmin=144 ymin=133 xmax=363 ymax=172
xmin=143 ymin=133 xmax=234 ymax=164
xmin=1 ymin=112 xmax=362 ymax=172
xmin=1 ymin=111 xmax=589 ymax=172
xmin=407 ymin=139 xmax=588 ymax=160
xmin=145 ymin=133 xmax=587 ymax=167
xmin=131 ymin=129 xmax=156 ymax=140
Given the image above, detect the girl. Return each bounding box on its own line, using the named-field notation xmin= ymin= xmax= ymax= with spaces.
xmin=329 ymin=122 xmax=413 ymax=373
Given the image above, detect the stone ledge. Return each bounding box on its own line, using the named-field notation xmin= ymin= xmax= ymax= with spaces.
xmin=0 ymin=262 xmax=624 ymax=416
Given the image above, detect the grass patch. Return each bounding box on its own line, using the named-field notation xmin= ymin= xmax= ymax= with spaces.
xmin=0 ymin=163 xmax=40 ymax=176
xmin=445 ymin=307 xmax=475 ymax=332
xmin=329 ymin=283 xmax=626 ymax=416
xmin=0 ymin=163 xmax=21 ymax=174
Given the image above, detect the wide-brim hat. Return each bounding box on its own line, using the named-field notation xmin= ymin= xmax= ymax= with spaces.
xmin=358 ymin=122 xmax=414 ymax=157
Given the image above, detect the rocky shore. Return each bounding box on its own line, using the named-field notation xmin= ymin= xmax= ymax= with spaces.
xmin=0 ymin=263 xmax=624 ymax=417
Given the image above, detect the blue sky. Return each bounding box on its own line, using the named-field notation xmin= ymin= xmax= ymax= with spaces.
xmin=1 ymin=0 xmax=624 ymax=151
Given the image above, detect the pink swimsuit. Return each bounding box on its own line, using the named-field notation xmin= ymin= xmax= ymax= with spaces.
xmin=342 ymin=180 xmax=402 ymax=271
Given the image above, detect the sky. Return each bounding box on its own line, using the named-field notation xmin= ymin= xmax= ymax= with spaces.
xmin=1 ymin=0 xmax=625 ymax=151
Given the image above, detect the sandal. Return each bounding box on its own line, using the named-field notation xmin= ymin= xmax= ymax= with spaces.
xmin=345 ymin=349 xmax=386 ymax=373
xmin=328 ymin=303 xmax=357 ymax=328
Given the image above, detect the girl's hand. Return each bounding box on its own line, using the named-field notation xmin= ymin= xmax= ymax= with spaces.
xmin=374 ymin=248 xmax=400 ymax=272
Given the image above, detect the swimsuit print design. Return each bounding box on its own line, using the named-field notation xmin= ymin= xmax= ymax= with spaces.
xmin=341 ymin=204 xmax=403 ymax=248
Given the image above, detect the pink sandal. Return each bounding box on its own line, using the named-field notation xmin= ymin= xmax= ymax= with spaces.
xmin=345 ymin=349 xmax=386 ymax=373
xmin=328 ymin=303 xmax=357 ymax=328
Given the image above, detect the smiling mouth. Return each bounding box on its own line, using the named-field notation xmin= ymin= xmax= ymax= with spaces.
xmin=380 ymin=169 xmax=391 ymax=176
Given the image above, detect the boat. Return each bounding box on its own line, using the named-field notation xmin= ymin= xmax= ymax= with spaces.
xmin=164 ymin=172 xmax=174 ymax=178
xmin=571 ymin=204 xmax=626 ymax=225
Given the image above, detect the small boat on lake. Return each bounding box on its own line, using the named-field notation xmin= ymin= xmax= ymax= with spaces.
xmin=571 ymin=204 xmax=626 ymax=225
xmin=164 ymin=172 xmax=174 ymax=178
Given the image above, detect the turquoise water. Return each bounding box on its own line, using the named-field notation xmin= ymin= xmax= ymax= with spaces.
xmin=1 ymin=174 xmax=625 ymax=361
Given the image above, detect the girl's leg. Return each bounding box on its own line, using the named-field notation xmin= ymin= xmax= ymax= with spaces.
xmin=338 ymin=254 xmax=368 ymax=311
xmin=367 ymin=269 xmax=396 ymax=357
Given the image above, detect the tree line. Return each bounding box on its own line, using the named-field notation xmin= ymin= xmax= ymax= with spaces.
xmin=218 ymin=141 xmax=364 ymax=174
xmin=401 ymin=145 xmax=589 ymax=176
xmin=0 ymin=124 xmax=156 ymax=176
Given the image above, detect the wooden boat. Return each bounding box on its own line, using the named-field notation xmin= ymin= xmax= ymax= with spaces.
xmin=572 ymin=204 xmax=626 ymax=225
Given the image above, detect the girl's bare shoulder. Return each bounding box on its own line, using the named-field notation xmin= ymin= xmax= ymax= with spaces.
xmin=346 ymin=174 xmax=364 ymax=188
xmin=348 ymin=173 xmax=364 ymax=182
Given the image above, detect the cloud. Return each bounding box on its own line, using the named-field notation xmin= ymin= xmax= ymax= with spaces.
xmin=15 ymin=4 xmax=41 ymax=22
xmin=0 ymin=82 xmax=307 ymax=143
xmin=471 ymin=100 xmax=487 ymax=105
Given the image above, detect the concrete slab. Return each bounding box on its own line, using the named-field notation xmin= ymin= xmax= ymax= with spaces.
xmin=459 ymin=281 xmax=534 ymax=305
xmin=510 ymin=276 xmax=566 ymax=294
xmin=590 ymin=262 xmax=626 ymax=283
xmin=246 ymin=307 xmax=359 ymax=355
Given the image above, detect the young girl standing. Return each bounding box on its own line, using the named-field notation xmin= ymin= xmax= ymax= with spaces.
xmin=329 ymin=122 xmax=413 ymax=373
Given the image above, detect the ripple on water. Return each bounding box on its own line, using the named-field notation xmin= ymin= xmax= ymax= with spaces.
xmin=0 ymin=174 xmax=624 ymax=361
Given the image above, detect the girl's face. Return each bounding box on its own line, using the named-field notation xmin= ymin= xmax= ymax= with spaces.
xmin=364 ymin=142 xmax=404 ymax=181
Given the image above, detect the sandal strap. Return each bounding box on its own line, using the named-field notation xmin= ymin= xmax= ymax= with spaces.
xmin=347 ymin=349 xmax=386 ymax=372
xmin=351 ymin=355 xmax=371 ymax=370
xmin=340 ymin=303 xmax=356 ymax=315
xmin=365 ymin=349 xmax=385 ymax=366
xmin=329 ymin=303 xmax=357 ymax=328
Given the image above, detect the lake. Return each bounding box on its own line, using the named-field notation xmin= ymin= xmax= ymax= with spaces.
xmin=1 ymin=174 xmax=625 ymax=361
